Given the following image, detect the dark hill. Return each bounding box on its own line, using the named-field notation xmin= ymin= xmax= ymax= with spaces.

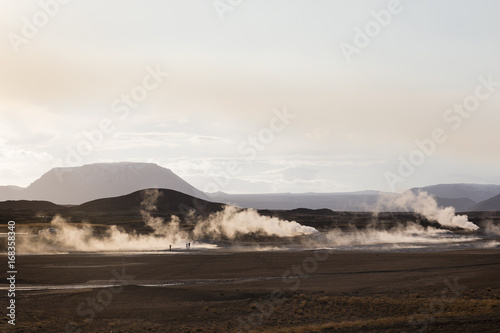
xmin=468 ymin=193 xmax=500 ymax=211
xmin=0 ymin=189 xmax=224 ymax=226
xmin=0 ymin=200 xmax=66 ymax=224
xmin=71 ymin=189 xmax=224 ymax=217
xmin=0 ymin=200 xmax=64 ymax=211
xmin=435 ymin=197 xmax=476 ymax=212
xmin=287 ymin=208 xmax=335 ymax=215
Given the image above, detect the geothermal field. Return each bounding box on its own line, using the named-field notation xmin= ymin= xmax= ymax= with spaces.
xmin=1 ymin=189 xmax=500 ymax=332
xmin=3 ymin=1 xmax=500 ymax=332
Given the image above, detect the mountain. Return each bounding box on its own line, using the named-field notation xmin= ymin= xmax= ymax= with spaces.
xmin=208 ymin=191 xmax=390 ymax=211
xmin=2 ymin=165 xmax=500 ymax=211
xmin=0 ymin=185 xmax=24 ymax=201
xmin=208 ymin=191 xmax=480 ymax=212
xmin=434 ymin=197 xmax=477 ymax=212
xmin=468 ymin=193 xmax=500 ymax=211
xmin=0 ymin=162 xmax=206 ymax=205
xmin=0 ymin=189 xmax=224 ymax=226
xmin=410 ymin=184 xmax=500 ymax=203
xmin=0 ymin=200 xmax=62 ymax=211
xmin=73 ymin=188 xmax=222 ymax=216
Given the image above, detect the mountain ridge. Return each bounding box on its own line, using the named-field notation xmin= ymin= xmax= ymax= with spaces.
xmin=1 ymin=162 xmax=500 ymax=211
xmin=410 ymin=183 xmax=500 ymax=203
xmin=468 ymin=193 xmax=500 ymax=211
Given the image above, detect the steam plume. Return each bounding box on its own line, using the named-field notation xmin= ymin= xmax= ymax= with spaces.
xmin=317 ymin=223 xmax=479 ymax=250
xmin=19 ymin=214 xmax=191 ymax=253
xmin=18 ymin=189 xmax=317 ymax=253
xmin=193 ymin=205 xmax=318 ymax=239
xmin=378 ymin=191 xmax=479 ymax=230
xmin=484 ymin=220 xmax=500 ymax=236
xmin=140 ymin=189 xmax=188 ymax=241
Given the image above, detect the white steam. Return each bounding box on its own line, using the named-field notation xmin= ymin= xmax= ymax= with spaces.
xmin=19 ymin=189 xmax=317 ymax=253
xmin=193 ymin=205 xmax=318 ymax=239
xmin=319 ymin=223 xmax=479 ymax=249
xmin=484 ymin=220 xmax=500 ymax=236
xmin=379 ymin=191 xmax=479 ymax=230
xmin=26 ymin=215 xmax=190 ymax=252
xmin=17 ymin=188 xmax=485 ymax=254
xmin=309 ymin=190 xmax=482 ymax=250
xmin=140 ymin=189 xmax=189 ymax=242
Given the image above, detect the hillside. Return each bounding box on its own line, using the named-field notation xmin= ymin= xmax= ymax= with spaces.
xmin=208 ymin=191 xmax=477 ymax=212
xmin=0 ymin=189 xmax=223 ymax=227
xmin=72 ymin=188 xmax=223 ymax=217
xmin=434 ymin=197 xmax=477 ymax=212
xmin=411 ymin=184 xmax=500 ymax=203
xmin=208 ymin=191 xmax=388 ymax=211
xmin=0 ymin=200 xmax=63 ymax=211
xmin=468 ymin=193 xmax=500 ymax=211
xmin=1 ymin=163 xmax=499 ymax=212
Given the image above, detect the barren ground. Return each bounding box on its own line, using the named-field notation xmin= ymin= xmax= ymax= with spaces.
xmin=1 ymin=249 xmax=499 ymax=332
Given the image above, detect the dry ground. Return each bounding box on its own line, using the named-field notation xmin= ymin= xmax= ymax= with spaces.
xmin=1 ymin=249 xmax=499 ymax=332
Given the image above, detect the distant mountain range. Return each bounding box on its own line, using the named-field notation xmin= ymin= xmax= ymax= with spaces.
xmin=208 ymin=191 xmax=388 ymax=211
xmin=1 ymin=162 xmax=499 ymax=211
xmin=207 ymin=190 xmax=482 ymax=212
xmin=410 ymin=184 xmax=500 ymax=203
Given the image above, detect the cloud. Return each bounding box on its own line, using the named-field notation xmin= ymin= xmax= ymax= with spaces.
xmin=154 ymin=117 xmax=189 ymax=128
xmin=305 ymin=127 xmax=331 ymax=141
xmin=0 ymin=146 xmax=53 ymax=161
xmin=99 ymin=132 xmax=229 ymax=150
xmin=1 ymin=1 xmax=499 ymax=192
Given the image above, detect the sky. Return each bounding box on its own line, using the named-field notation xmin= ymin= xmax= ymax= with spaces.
xmin=0 ymin=0 xmax=499 ymax=194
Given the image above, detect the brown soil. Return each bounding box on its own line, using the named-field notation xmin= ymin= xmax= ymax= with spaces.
xmin=1 ymin=249 xmax=499 ymax=332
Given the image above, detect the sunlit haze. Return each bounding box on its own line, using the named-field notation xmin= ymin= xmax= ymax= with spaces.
xmin=1 ymin=0 xmax=499 ymax=193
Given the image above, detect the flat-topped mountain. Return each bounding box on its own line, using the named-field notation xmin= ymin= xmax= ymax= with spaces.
xmin=0 ymin=162 xmax=206 ymax=205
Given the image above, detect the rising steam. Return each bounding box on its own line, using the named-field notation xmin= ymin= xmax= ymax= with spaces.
xmin=315 ymin=223 xmax=480 ymax=250
xmin=484 ymin=220 xmax=500 ymax=236
xmin=18 ymin=189 xmax=317 ymax=253
xmin=378 ymin=191 xmax=479 ymax=230
xmin=308 ymin=190 xmax=482 ymax=250
xmin=20 ymin=214 xmax=191 ymax=253
xmin=193 ymin=205 xmax=318 ymax=239
xmin=140 ymin=189 xmax=188 ymax=241
xmin=16 ymin=188 xmax=486 ymax=254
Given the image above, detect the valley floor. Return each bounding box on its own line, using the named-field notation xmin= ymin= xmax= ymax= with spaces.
xmin=1 ymin=249 xmax=500 ymax=332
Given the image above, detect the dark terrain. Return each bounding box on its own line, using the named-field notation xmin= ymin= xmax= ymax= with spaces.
xmin=1 ymin=189 xmax=500 ymax=332
xmin=1 ymin=250 xmax=499 ymax=332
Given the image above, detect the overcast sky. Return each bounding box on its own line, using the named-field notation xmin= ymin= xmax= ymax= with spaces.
xmin=0 ymin=0 xmax=499 ymax=193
